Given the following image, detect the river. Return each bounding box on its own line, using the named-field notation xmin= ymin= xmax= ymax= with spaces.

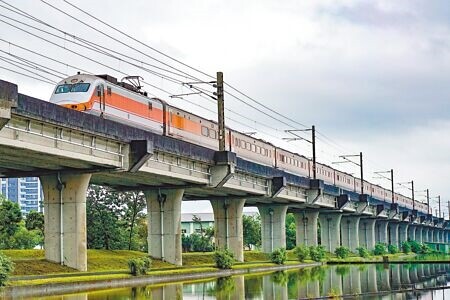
xmin=7 ymin=263 xmax=450 ymax=299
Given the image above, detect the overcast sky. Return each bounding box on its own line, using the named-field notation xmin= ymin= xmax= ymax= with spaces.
xmin=1 ymin=0 xmax=449 ymax=215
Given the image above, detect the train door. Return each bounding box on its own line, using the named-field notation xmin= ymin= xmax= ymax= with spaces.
xmin=97 ymin=84 xmax=105 ymax=115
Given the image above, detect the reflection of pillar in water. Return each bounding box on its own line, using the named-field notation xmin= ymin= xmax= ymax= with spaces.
xmin=297 ymin=278 xmax=320 ymax=299
xmin=151 ymin=283 xmax=182 ymax=300
xmin=409 ymin=266 xmax=419 ymax=284
xmin=376 ymin=265 xmax=391 ymax=292
xmin=322 ymin=266 xmax=342 ymax=297
xmin=341 ymin=266 xmax=361 ymax=295
xmin=228 ymin=276 xmax=245 ymax=300
xmin=263 ymin=274 xmax=288 ymax=300
xmin=390 ymin=264 xmax=401 ymax=290
xmin=400 ymin=265 xmax=411 ymax=287
xmin=360 ymin=265 xmax=377 ymax=294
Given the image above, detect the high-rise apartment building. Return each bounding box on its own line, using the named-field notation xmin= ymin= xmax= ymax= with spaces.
xmin=0 ymin=177 xmax=43 ymax=215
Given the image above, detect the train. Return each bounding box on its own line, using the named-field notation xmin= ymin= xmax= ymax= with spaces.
xmin=49 ymin=73 xmax=428 ymax=214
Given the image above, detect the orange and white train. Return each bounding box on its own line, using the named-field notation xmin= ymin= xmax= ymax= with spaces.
xmin=49 ymin=74 xmax=428 ymax=214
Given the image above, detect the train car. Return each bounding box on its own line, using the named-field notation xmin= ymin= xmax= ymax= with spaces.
xmin=49 ymin=74 xmax=166 ymax=134
xmin=51 ymin=73 xmax=425 ymax=212
xmin=334 ymin=170 xmax=355 ymax=191
xmin=231 ymin=130 xmax=275 ymax=166
xmin=315 ymin=163 xmax=335 ymax=184
xmin=275 ymin=148 xmax=309 ymax=177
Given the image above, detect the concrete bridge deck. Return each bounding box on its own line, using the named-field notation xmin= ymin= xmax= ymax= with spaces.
xmin=0 ymin=78 xmax=448 ymax=270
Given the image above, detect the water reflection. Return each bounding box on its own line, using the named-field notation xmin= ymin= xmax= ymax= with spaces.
xmin=7 ymin=263 xmax=450 ymax=299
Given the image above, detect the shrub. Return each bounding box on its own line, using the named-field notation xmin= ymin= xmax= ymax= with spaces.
xmin=420 ymin=244 xmax=432 ymax=254
xmin=402 ymin=241 xmax=411 ymax=254
xmin=388 ymin=244 xmax=398 ymax=254
xmin=356 ymin=246 xmax=370 ymax=258
xmin=0 ymin=252 xmax=14 ymax=287
xmin=128 ymin=257 xmax=152 ymax=276
xmin=310 ymin=245 xmax=326 ymax=262
xmin=373 ymin=243 xmax=388 ymax=255
xmin=294 ymin=245 xmax=310 ymax=262
xmin=213 ymin=248 xmax=235 ymax=269
xmin=409 ymin=241 xmax=421 ymax=254
xmin=334 ymin=246 xmax=350 ymax=259
xmin=270 ymin=248 xmax=287 ymax=265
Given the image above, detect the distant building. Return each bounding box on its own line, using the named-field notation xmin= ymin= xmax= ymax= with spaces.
xmin=181 ymin=212 xmax=258 ymax=235
xmin=0 ymin=177 xmax=43 ymax=215
xmin=181 ymin=213 xmax=214 ymax=235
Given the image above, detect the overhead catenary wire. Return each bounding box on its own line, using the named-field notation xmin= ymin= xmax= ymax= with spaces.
xmin=0 ymin=1 xmax=437 ymax=201
xmin=0 ymin=64 xmax=56 ymax=85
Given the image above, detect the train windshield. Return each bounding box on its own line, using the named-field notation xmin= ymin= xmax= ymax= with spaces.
xmin=55 ymin=83 xmax=91 ymax=94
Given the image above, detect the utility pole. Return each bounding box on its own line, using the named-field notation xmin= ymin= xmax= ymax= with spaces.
xmin=447 ymin=200 xmax=449 ymax=220
xmin=391 ymin=169 xmax=394 ymax=204
xmin=333 ymin=152 xmax=364 ymax=195
xmin=283 ymin=126 xmax=316 ymax=179
xmin=411 ymin=180 xmax=415 ymax=210
xmin=427 ymin=189 xmax=430 ymax=214
xmin=312 ymin=125 xmax=316 ymax=180
xmin=216 ymin=72 xmax=225 ymax=151
xmin=359 ymin=152 xmax=364 ymax=195
xmin=438 ymin=195 xmax=441 ymax=218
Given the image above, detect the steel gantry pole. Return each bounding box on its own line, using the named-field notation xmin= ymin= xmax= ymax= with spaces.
xmin=312 ymin=125 xmax=316 ymax=180
xmin=391 ymin=169 xmax=395 ymax=204
xmin=216 ymin=72 xmax=225 ymax=151
xmin=427 ymin=189 xmax=430 ymax=214
xmin=359 ymin=152 xmax=364 ymax=195
xmin=411 ymin=180 xmax=415 ymax=211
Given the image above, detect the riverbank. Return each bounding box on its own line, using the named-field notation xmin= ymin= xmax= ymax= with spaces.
xmin=1 ymin=249 xmax=321 ymax=298
xmin=2 ymin=249 xmax=448 ymax=293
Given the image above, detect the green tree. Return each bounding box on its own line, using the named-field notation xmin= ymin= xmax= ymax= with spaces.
xmin=86 ymin=185 xmax=125 ymax=250
xmin=243 ymin=214 xmax=261 ymax=249
xmin=0 ymin=198 xmax=23 ymax=249
xmin=25 ymin=211 xmax=44 ymax=234
xmin=285 ymin=213 xmax=296 ymax=250
xmin=121 ymin=191 xmax=146 ymax=251
xmin=0 ymin=198 xmax=22 ymax=236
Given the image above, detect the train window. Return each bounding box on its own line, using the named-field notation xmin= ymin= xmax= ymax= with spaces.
xmin=251 ymin=144 xmax=256 ymax=152
xmin=148 ymin=102 xmax=153 ymax=110
xmin=268 ymin=150 xmax=271 ymax=157
xmin=337 ymin=175 xmax=340 ymax=181
xmin=107 ymin=87 xmax=112 ymax=95
xmin=241 ymin=142 xmax=246 ymax=149
xmin=264 ymin=149 xmax=268 ymax=156
xmin=255 ymin=145 xmax=260 ymax=153
xmin=201 ymin=126 xmax=209 ymax=137
xmin=209 ymin=130 xmax=217 ymax=139
xmin=235 ymin=138 xmax=240 ymax=147
xmin=246 ymin=142 xmax=251 ymax=150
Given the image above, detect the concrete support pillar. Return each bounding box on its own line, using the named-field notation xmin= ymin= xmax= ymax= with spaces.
xmin=422 ymin=227 xmax=429 ymax=242
xmin=398 ymin=223 xmax=409 ymax=247
xmin=210 ymin=198 xmax=245 ymax=262
xmin=407 ymin=225 xmax=416 ymax=241
xmin=258 ymin=205 xmax=288 ymax=253
xmin=359 ymin=218 xmax=376 ymax=250
xmin=263 ymin=274 xmax=288 ymax=300
xmin=40 ymin=173 xmax=91 ymax=271
xmin=341 ymin=266 xmax=361 ymax=295
xmin=294 ymin=210 xmax=319 ymax=247
xmin=415 ymin=226 xmax=423 ymax=244
xmin=375 ymin=220 xmax=389 ymax=244
xmin=360 ymin=265 xmax=377 ymax=293
xmin=431 ymin=229 xmax=437 ymax=242
xmin=319 ymin=213 xmax=342 ymax=253
xmin=145 ymin=189 xmax=183 ymax=266
xmin=340 ymin=216 xmax=360 ymax=251
xmin=388 ymin=222 xmax=399 ymax=247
